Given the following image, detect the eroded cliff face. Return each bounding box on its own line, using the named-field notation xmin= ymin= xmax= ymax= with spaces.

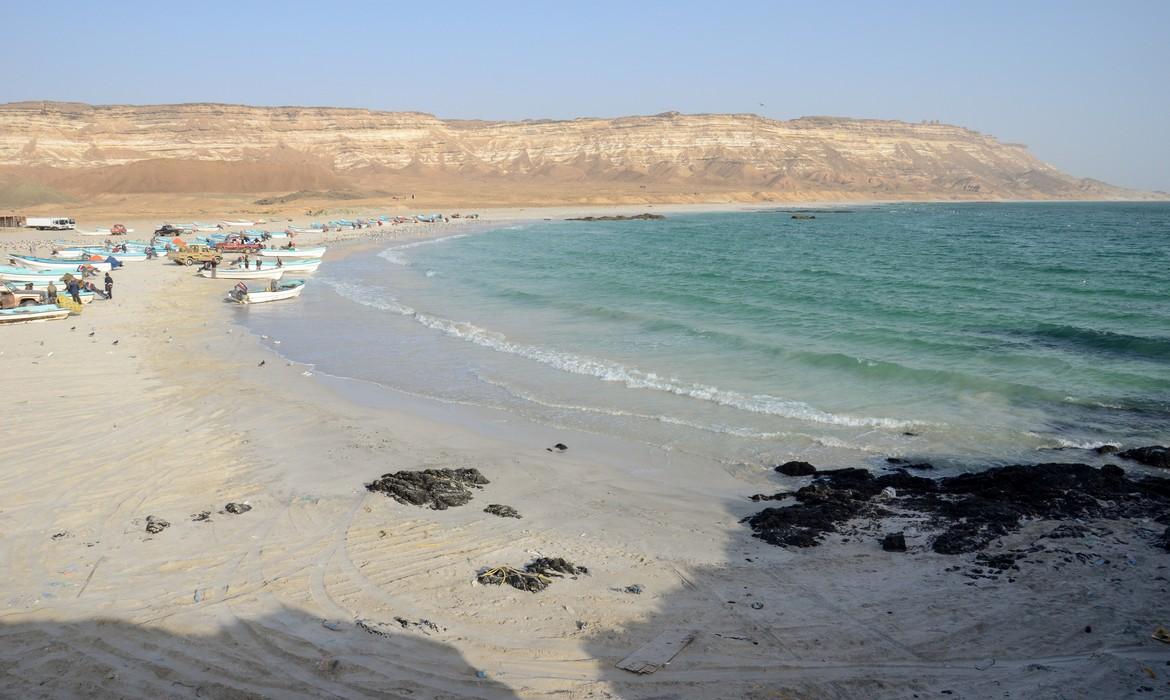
xmin=0 ymin=101 xmax=1134 ymax=200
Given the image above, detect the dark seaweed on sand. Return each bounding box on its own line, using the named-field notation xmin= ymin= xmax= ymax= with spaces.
xmin=746 ymin=461 xmax=1170 ymax=555
xmin=365 ymin=468 xmax=489 ymax=510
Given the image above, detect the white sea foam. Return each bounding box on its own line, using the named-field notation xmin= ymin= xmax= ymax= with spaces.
xmin=324 ymin=279 xmax=924 ymax=430
xmin=1053 ymin=437 xmax=1118 ymax=450
xmin=378 ymin=233 xmax=469 ymax=266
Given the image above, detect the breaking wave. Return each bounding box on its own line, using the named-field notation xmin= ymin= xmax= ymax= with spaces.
xmin=324 ymin=279 xmax=923 ymax=430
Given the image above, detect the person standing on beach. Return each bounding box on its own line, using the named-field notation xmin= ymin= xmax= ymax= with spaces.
xmin=66 ymin=277 xmax=81 ymax=304
xmin=46 ymin=281 xmax=58 ymax=304
xmin=211 ymin=257 xmax=218 ymax=278
xmin=256 ymin=258 xmax=263 ymax=271
xmin=104 ymin=272 xmax=114 ymax=300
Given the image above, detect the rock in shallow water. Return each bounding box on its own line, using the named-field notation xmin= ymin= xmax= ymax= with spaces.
xmin=775 ymin=461 xmax=817 ymax=476
xmin=881 ymin=532 xmax=907 ymax=552
xmin=1119 ymin=445 xmax=1170 ymax=469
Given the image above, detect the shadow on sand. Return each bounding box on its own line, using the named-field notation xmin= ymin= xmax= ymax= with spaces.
xmin=0 ymin=606 xmax=520 ymax=699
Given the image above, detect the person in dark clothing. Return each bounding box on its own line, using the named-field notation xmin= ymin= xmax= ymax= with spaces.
xmin=104 ymin=273 xmax=114 ymax=299
xmin=66 ymin=278 xmax=81 ymax=304
xmin=46 ymin=281 xmax=59 ymax=304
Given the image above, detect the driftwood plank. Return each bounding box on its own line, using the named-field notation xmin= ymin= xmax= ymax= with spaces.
xmin=616 ymin=630 xmax=697 ymax=674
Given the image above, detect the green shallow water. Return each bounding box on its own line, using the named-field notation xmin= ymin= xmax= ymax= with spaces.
xmin=244 ymin=202 xmax=1170 ymax=468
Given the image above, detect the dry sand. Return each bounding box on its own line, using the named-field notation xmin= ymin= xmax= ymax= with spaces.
xmin=1 ymin=213 xmax=1169 ymax=699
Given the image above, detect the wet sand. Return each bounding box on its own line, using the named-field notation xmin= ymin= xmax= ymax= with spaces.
xmin=1 ymin=213 xmax=1168 ymax=698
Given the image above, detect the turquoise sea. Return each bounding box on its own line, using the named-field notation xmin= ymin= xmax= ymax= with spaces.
xmin=242 ymin=203 xmax=1170 ymax=469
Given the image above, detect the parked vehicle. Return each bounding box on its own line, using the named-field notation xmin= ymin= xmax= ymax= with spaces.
xmin=214 ymin=236 xmax=265 ymax=253
xmin=25 ymin=217 xmax=76 ymax=231
xmin=167 ymin=245 xmax=223 ymax=266
xmin=1 ymin=281 xmax=48 ymax=307
xmin=154 ymin=224 xmax=185 ymax=236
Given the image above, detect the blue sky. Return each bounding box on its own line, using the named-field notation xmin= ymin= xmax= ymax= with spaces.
xmin=3 ymin=1 xmax=1167 ymax=190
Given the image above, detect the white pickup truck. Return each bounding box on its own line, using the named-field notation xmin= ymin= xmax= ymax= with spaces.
xmin=26 ymin=216 xmax=76 ymax=230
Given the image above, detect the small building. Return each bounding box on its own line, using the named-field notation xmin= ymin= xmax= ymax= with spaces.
xmin=0 ymin=215 xmax=27 ymax=228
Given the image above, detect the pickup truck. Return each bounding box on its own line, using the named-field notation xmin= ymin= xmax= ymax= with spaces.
xmin=167 ymin=245 xmax=223 ymax=266
xmin=1 ymin=282 xmax=49 ymax=307
xmin=214 ymin=236 xmax=265 ymax=253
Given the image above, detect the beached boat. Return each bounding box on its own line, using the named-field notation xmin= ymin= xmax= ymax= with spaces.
xmin=55 ymin=248 xmax=149 ymax=263
xmin=256 ymin=246 xmax=327 ymax=259
xmin=227 ymin=279 xmax=305 ymax=304
xmin=8 ymin=255 xmax=114 ymax=273
xmin=0 ymin=265 xmax=67 ymax=284
xmin=269 ymin=259 xmax=321 ymax=273
xmin=220 ymin=220 xmax=258 ymax=227
xmin=286 ymin=227 xmax=318 ymax=234
xmin=0 ymin=304 xmax=72 ymax=325
xmin=199 ymin=266 xmax=284 ymax=280
xmin=77 ymin=226 xmax=134 ymax=237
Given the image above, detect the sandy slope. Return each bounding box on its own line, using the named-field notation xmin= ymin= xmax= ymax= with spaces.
xmin=1 ymin=219 xmax=1168 ymax=699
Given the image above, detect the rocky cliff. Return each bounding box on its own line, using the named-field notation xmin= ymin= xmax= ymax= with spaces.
xmin=0 ymin=101 xmax=1139 ymax=202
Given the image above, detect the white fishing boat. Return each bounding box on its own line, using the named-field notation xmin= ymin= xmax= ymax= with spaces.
xmin=78 ymin=226 xmax=134 ymax=236
xmin=0 ymin=265 xmax=67 ymax=284
xmin=0 ymin=304 xmax=72 ymax=325
xmin=271 ymin=258 xmax=321 ymax=273
xmin=198 ymin=266 xmax=284 ymax=280
xmin=220 ymin=219 xmax=258 ymax=227
xmin=227 ymin=279 xmax=305 ymax=304
xmin=9 ymin=255 xmax=113 ymax=273
xmin=256 ymin=246 xmax=327 ymax=259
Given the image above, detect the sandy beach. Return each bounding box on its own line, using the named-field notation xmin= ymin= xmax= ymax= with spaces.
xmin=2 ymin=211 xmax=1169 ymax=700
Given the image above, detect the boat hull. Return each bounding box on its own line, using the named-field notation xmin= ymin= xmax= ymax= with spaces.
xmin=200 ymin=267 xmax=284 ymax=280
xmin=0 ymin=304 xmax=72 ymax=324
xmin=9 ymin=256 xmax=113 ymax=273
xmin=227 ymin=280 xmax=305 ymax=304
xmin=256 ymin=247 xmax=326 ymax=259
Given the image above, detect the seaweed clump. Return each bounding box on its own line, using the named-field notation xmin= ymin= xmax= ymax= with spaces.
xmin=366 ymin=468 xmax=489 ymax=509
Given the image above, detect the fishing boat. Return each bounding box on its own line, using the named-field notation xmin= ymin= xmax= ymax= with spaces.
xmin=8 ymin=255 xmax=114 ymax=273
xmin=227 ymin=279 xmax=305 ymax=304
xmin=88 ymin=248 xmax=148 ymax=262
xmin=269 ymin=259 xmax=321 ymax=273
xmin=0 ymin=265 xmax=67 ymax=284
xmin=221 ymin=219 xmax=258 ymax=227
xmin=77 ymin=225 xmax=134 ymax=237
xmin=0 ymin=304 xmax=72 ymax=325
xmin=53 ymin=248 xmax=148 ymax=263
xmin=199 ymin=266 xmax=284 ymax=280
xmin=286 ymin=226 xmax=318 ymax=234
xmin=256 ymin=246 xmax=327 ymax=259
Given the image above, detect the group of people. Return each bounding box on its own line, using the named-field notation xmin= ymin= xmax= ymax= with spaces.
xmin=45 ymin=271 xmax=114 ymax=304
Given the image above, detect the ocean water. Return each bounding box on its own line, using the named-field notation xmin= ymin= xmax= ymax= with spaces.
xmin=240 ymin=203 xmax=1170 ymax=469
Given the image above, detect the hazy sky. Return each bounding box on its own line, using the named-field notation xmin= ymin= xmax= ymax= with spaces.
xmin=3 ymin=1 xmax=1167 ymax=190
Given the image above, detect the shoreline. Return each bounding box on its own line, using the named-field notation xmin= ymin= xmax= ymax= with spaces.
xmin=3 ymin=210 xmax=1169 ymax=698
